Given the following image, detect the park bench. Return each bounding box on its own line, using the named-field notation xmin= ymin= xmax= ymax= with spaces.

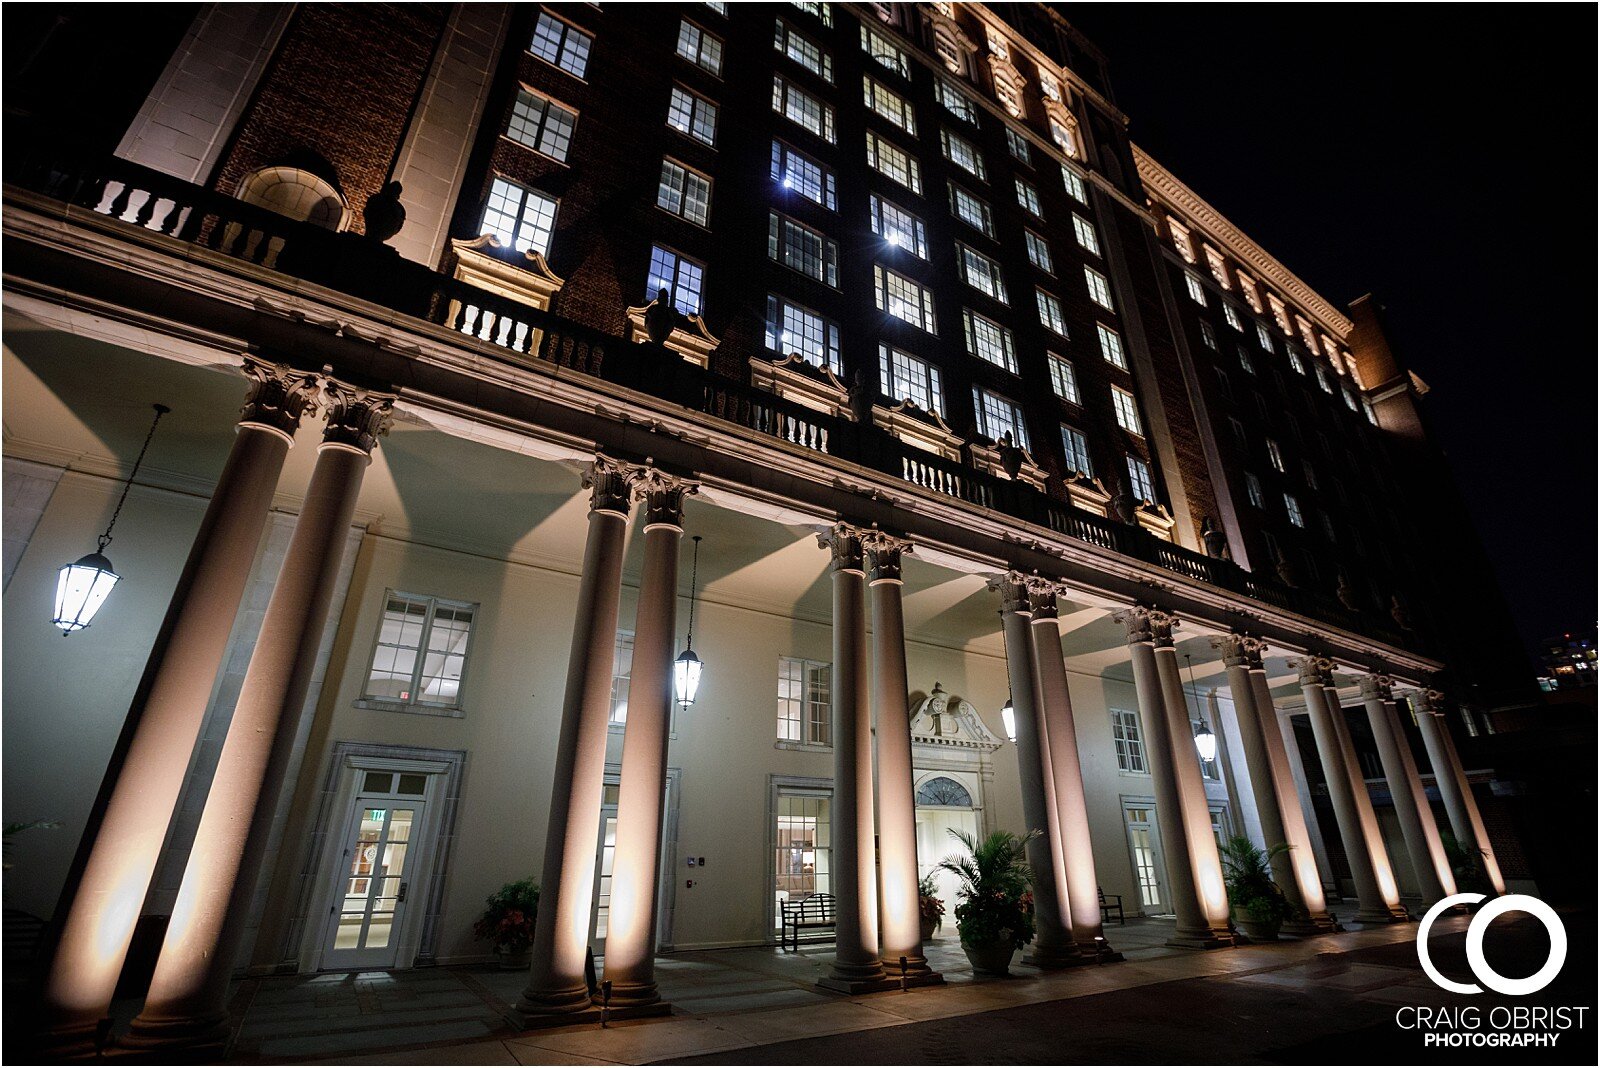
xmin=778 ymin=892 xmax=836 ymax=951
xmin=1099 ymin=886 xmax=1125 ymax=926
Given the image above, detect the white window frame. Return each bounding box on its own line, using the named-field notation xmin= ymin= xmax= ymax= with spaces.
xmin=657 ymin=158 xmax=711 ymax=226
xmin=482 ymin=177 xmax=558 ymax=257
xmin=676 ymin=19 xmax=724 ymax=75
xmin=1085 ymin=266 xmax=1115 ymax=311
xmin=1111 ymin=708 xmax=1148 ymax=773
xmin=941 ymin=128 xmax=986 ymax=180
xmin=1060 ymin=423 xmax=1092 ymax=477
xmin=530 ymin=11 xmax=592 ymax=78
xmin=972 ymin=385 xmax=1030 ymax=450
xmin=875 ymin=265 xmax=937 ymax=333
xmin=774 ymin=18 xmax=833 ymax=82
xmin=1048 ymin=353 xmax=1079 ymax=404
xmin=771 ymin=140 xmax=836 ymax=210
xmin=865 ymin=129 xmax=921 ymax=192
xmin=863 ymin=76 xmax=916 ymax=134
xmin=962 ymin=308 xmax=1017 ymax=372
xmin=1111 ymin=385 xmax=1142 ymax=435
xmin=1071 ymin=213 xmax=1100 ymax=256
xmin=506 ymin=88 xmax=578 ymax=163
xmin=1126 ymin=455 xmax=1156 ymax=503
xmin=773 ymin=75 xmax=836 ymax=142
xmin=766 ymin=293 xmax=842 ymax=373
xmin=777 ymin=656 xmax=832 ymax=747
xmin=948 ymin=182 xmax=994 ymax=237
xmin=360 ymin=591 xmax=478 ymax=714
xmin=667 ymin=84 xmax=718 ymax=146
xmin=1024 ymin=229 xmax=1054 ymax=274
xmin=879 ymin=342 xmax=943 ymax=414
xmin=957 ymin=243 xmax=1008 ymax=303
xmin=870 ymin=195 xmax=927 ymax=258
xmin=1097 ymin=322 xmax=1127 ymax=369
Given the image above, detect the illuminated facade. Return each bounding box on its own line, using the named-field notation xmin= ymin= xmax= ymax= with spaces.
xmin=2 ymin=1 xmax=1531 ymax=1053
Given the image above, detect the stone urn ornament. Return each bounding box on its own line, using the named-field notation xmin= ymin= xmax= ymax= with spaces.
xmin=1200 ymin=515 xmax=1229 ymax=559
xmin=644 ymin=287 xmax=681 ymax=344
xmin=996 ymin=431 xmax=1024 ymax=481
xmin=362 ymin=181 xmax=406 ymax=244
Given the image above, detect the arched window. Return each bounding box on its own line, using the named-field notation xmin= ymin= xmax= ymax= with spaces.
xmin=916 ymin=776 xmax=973 ymax=807
xmin=236 ymin=164 xmax=348 ymax=231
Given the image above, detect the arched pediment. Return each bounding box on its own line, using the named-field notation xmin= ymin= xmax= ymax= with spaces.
xmin=909 ymin=683 xmax=1004 ymax=752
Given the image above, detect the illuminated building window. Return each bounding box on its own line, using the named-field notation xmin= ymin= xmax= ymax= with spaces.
xmin=949 ymin=183 xmax=994 ymax=236
xmin=771 ymin=140 xmax=836 ymax=209
xmin=1287 ymin=345 xmax=1306 ymax=374
xmin=676 ymin=19 xmax=724 ymax=75
xmin=942 ymin=128 xmax=987 ymax=180
xmin=875 ymin=265 xmax=937 ymax=332
xmin=766 ymin=294 xmax=841 ymax=372
xmin=1223 ymin=303 xmax=1244 ymax=331
xmin=1015 ymin=178 xmax=1043 ymax=218
xmin=1049 ymin=115 xmax=1081 ymax=158
xmin=1071 ymin=213 xmax=1100 ymax=256
xmin=937 ymin=79 xmax=978 ymax=123
xmin=869 ymin=195 xmax=927 ymax=258
xmin=1343 ymin=387 xmax=1360 ymax=412
xmin=1200 ymin=321 xmax=1217 ymax=350
xmin=1060 ymin=424 xmax=1093 ymax=477
xmin=1085 ymin=267 xmax=1115 ymax=310
xmin=364 ymin=593 xmax=477 ymax=710
xmin=1237 ymin=344 xmax=1254 ymax=374
xmin=768 ymin=213 xmax=838 ymax=286
xmin=647 ymin=245 xmax=705 ymax=314
xmin=773 ymin=75 xmax=835 ymax=142
xmin=668 ymin=85 xmax=718 ymax=145
xmin=963 ymin=308 xmax=1017 ymax=371
xmin=1061 ymin=165 xmax=1088 ymax=202
xmin=867 ymin=130 xmax=921 ymax=192
xmin=958 ymin=243 xmax=1008 ymax=303
xmin=506 ymin=89 xmax=578 ymax=163
xmin=1038 ymin=69 xmax=1062 ymax=103
xmin=973 ymin=385 xmax=1030 ymax=449
xmin=1266 ymin=438 xmax=1284 ymax=472
xmin=482 ymin=177 xmax=558 ymax=256
xmin=1256 ymin=321 xmax=1274 ymax=351
xmin=1315 ymin=364 xmax=1334 ymax=393
xmin=879 ymin=342 xmax=943 ymax=413
xmin=1049 ymin=353 xmax=1080 ymax=404
xmin=657 ymin=159 xmax=711 ymax=226
xmin=788 ymin=1 xmax=832 ymax=26
xmin=1245 ymin=472 xmax=1264 ymax=508
xmin=778 ymin=656 xmax=831 ymax=745
xmin=860 ymin=22 xmax=908 ymax=75
xmin=1111 ymin=385 xmax=1142 ymax=435
xmin=609 ymin=630 xmax=634 ymax=723
xmin=774 ymin=19 xmax=833 ymax=81
xmin=1098 ymin=323 xmax=1127 ymax=370
xmin=1126 ymin=455 xmax=1155 ymax=502
xmin=1006 ymin=127 xmax=1033 ymax=164
xmin=1185 ymin=272 xmax=1208 ymax=306
xmin=1284 ymin=493 xmax=1305 ymax=527
xmin=530 ymin=13 xmax=592 ymax=78
xmin=1037 ymin=288 xmax=1068 ymax=336
xmin=1024 ymin=229 xmax=1054 ymax=273
xmin=863 ymin=76 xmax=916 ymax=134
xmin=1111 ymin=709 xmax=1148 ymax=773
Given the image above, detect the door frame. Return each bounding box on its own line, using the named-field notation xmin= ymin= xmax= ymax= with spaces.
xmin=590 ymin=762 xmax=682 ymax=954
xmin=1120 ymin=795 xmax=1170 ymax=917
xmin=766 ymin=775 xmax=832 ymax=940
xmin=291 ymin=743 xmax=466 ymax=972
xmin=319 ymin=793 xmax=431 ymax=970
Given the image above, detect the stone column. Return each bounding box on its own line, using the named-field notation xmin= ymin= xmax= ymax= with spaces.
xmin=1027 ymin=578 xmax=1113 ymax=958
xmin=1116 ymin=608 xmax=1231 ymax=948
xmin=1214 ymin=635 xmax=1335 ymax=933
xmin=1361 ymin=676 xmax=1454 ymax=908
xmin=992 ymin=574 xmax=1075 ymax=967
xmin=816 ymin=525 xmax=887 ymax=992
xmin=517 ymin=456 xmax=634 ymax=1020
xmin=125 ymin=383 xmax=392 ymax=1050
xmin=603 ymin=469 xmax=697 ymax=1008
xmin=865 ymin=531 xmax=939 ymax=984
xmin=40 ymin=357 xmax=319 ymax=1049
xmin=1293 ymin=658 xmax=1406 ymax=923
xmin=1411 ymin=689 xmax=1506 ymax=896
xmin=1273 ymin=708 xmax=1339 ymax=893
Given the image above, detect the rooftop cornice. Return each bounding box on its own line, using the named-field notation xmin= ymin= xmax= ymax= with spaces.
xmin=1132 ymin=144 xmax=1353 ymax=339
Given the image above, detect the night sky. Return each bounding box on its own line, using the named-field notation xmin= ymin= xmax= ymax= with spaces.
xmin=1064 ymin=5 xmax=1598 ymax=660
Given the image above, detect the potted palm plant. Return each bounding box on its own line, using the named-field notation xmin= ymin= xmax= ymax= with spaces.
xmin=918 ymin=873 xmax=945 ymax=942
xmin=1218 ymin=836 xmax=1294 ymax=942
xmin=473 ymin=876 xmax=540 ymax=968
xmin=936 ymin=828 xmax=1039 ymax=976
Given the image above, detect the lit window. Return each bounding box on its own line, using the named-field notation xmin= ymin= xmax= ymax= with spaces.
xmin=1071 ymin=213 xmax=1100 ymax=256
xmin=948 ymin=183 xmax=994 ymax=236
xmin=1200 ymin=321 xmax=1217 ymax=350
xmin=1061 ymin=164 xmax=1087 ymax=202
xmin=1060 ymin=424 xmax=1092 ymax=476
xmin=1184 ymin=272 xmax=1207 ymax=305
xmin=1111 ymin=708 xmax=1147 ymax=773
xmin=1237 ymin=345 xmax=1254 ymax=374
xmin=1302 ymin=459 xmax=1318 ymax=490
xmin=1287 ymin=345 xmax=1306 ymax=374
xmin=1268 ymin=293 xmax=1292 ymax=334
xmin=676 ymin=20 xmax=724 ymax=74
xmin=482 ymin=177 xmax=558 ymax=256
xmin=865 ymin=130 xmax=921 ymax=192
xmin=1049 ymin=115 xmax=1080 ymax=157
xmin=530 ymin=13 xmax=592 ymax=77
xmin=788 ymin=1 xmax=832 ymax=26
xmin=765 ymin=294 xmax=841 ymax=373
xmin=1015 ymin=178 xmax=1043 ymax=218
xmin=506 ymin=90 xmax=578 ymax=163
xmin=1048 ymin=353 xmax=1079 ymax=403
xmin=1038 ymin=69 xmax=1062 ymax=103
xmin=1256 ymin=321 xmax=1274 ymax=351
xmin=1037 ymin=288 xmax=1067 ymax=336
xmin=768 ymin=213 xmax=838 ymax=286
xmin=1084 ymin=266 xmax=1115 ymax=310
xmin=1097 ymin=323 xmax=1127 ymax=369
xmin=879 ymin=343 xmax=943 ymax=413
xmin=364 ymin=592 xmax=476 ymax=709
xmin=992 ymin=70 xmax=1024 ymax=117
xmin=1266 ymin=438 xmax=1284 ymax=472
xmin=1204 ymin=246 xmax=1230 ymax=289
xmin=773 ymin=19 xmax=833 ymax=81
xmin=875 ymin=265 xmax=937 ymax=332
xmin=863 ymin=76 xmax=917 ymax=134
xmin=1126 ymin=455 xmax=1155 ymax=503
xmin=957 ymin=244 xmax=1008 ymax=302
xmin=936 ymin=80 xmax=978 ymax=123
xmin=705 ymin=1 xmax=727 ymax=13
xmin=986 ymin=26 xmax=1011 ymax=60
xmin=773 ymin=75 xmax=835 ymax=141
xmin=1343 ymin=387 xmax=1360 ymax=412
xmin=1237 ymin=272 xmax=1262 ymax=312
xmin=1315 ymin=364 xmax=1334 ymax=393
xmin=870 ymin=195 xmax=927 ymax=258
xmin=1111 ymin=385 xmax=1142 ymax=435
xmin=668 ymin=85 xmax=718 ymax=145
xmin=771 ymin=141 xmax=836 ymax=209
xmin=860 ymin=23 xmax=908 ymax=75
xmin=962 ymin=308 xmax=1016 ymax=371
xmin=972 ymin=386 xmax=1030 ymax=450
xmin=1362 ymin=397 xmax=1379 ymax=426
xmin=657 ymin=159 xmax=711 ymax=226
xmin=1168 ymin=218 xmax=1196 ymax=262
xmin=647 ymin=245 xmax=705 ymax=315
xmin=1005 ymin=127 xmax=1032 ymax=164
xmin=1245 ymin=472 xmax=1264 ymax=508
xmin=1284 ymin=493 xmax=1304 ymax=527
xmin=777 ymin=656 xmax=831 ymax=745
xmin=1024 ymin=230 xmax=1053 ymax=273
xmin=609 ymin=630 xmax=634 ymax=724
xmin=941 ymin=128 xmax=986 ymax=180
xmin=1223 ymin=303 xmax=1244 ymax=331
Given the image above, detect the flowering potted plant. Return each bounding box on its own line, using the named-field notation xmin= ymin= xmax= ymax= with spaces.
xmin=918 ymin=873 xmax=945 ymax=942
xmin=473 ymin=877 xmax=540 ymax=968
xmin=936 ymin=829 xmax=1039 ymax=976
xmin=1218 ymin=836 xmax=1294 ymax=941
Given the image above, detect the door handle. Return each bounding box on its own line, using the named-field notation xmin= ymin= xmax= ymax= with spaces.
xmin=397 ymin=881 xmax=408 ymax=903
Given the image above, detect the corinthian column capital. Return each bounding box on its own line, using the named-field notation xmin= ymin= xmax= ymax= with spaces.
xmin=1407 ymin=688 xmax=1445 ymax=716
xmin=1113 ymin=605 xmax=1177 ymax=647
xmin=1287 ymin=656 xmax=1335 ymax=688
xmin=987 ymin=571 xmax=1031 ymax=615
xmin=1022 ymin=572 xmax=1060 ymax=621
xmin=1358 ymin=674 xmax=1395 ymax=702
xmin=628 ymin=465 xmax=699 ymax=528
xmin=860 ymin=528 xmax=912 ymax=584
xmin=582 ymin=453 xmax=633 ymax=516
xmin=1211 ymin=632 xmax=1269 ymax=669
xmin=320 ymin=380 xmax=396 ymax=454
xmin=240 ymin=355 xmax=321 ymax=439
xmin=818 ymin=523 xmax=866 ymax=573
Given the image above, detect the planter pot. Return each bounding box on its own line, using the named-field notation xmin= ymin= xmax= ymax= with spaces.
xmin=961 ymin=935 xmax=1019 ymax=976
xmin=920 ymin=916 xmax=941 ymax=942
xmin=1235 ymin=914 xmax=1282 ymax=942
xmin=494 ymin=945 xmax=532 ymax=970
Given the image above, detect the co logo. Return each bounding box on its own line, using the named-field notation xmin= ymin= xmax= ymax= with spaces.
xmin=1417 ymin=893 xmax=1567 ymax=996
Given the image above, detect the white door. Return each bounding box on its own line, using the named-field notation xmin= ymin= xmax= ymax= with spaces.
xmin=589 ymin=784 xmax=619 ymax=954
xmin=323 ymin=798 xmax=426 ymax=970
xmin=1123 ymin=803 xmax=1169 ymax=915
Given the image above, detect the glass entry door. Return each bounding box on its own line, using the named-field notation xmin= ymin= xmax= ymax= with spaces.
xmin=589 ymin=784 xmax=620 ymax=954
xmin=1122 ymin=802 xmax=1169 ymax=916
xmin=772 ymin=791 xmax=831 ymax=932
xmin=323 ymin=798 xmax=426 ymax=969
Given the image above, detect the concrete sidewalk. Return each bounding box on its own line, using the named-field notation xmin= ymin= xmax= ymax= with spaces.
xmin=226 ymin=915 xmax=1455 ymax=1064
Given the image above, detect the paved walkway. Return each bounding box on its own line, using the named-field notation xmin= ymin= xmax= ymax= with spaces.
xmin=224 ymin=913 xmax=1469 ymax=1064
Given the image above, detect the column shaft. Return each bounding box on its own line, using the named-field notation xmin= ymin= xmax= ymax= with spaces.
xmin=1362 ymin=681 xmax=1452 ymax=906
xmin=819 ymin=528 xmax=884 ymax=989
xmin=1413 ymin=693 xmax=1506 ymax=895
xmin=41 ymin=361 xmax=315 ymax=1044
xmin=518 ymin=459 xmax=632 ymax=1017
xmin=604 ymin=473 xmax=693 ymax=1007
xmin=866 ymin=536 xmax=933 ymax=979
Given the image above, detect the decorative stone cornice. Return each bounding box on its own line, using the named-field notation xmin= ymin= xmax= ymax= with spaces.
xmin=1358 ymin=674 xmax=1394 ymax=702
xmin=818 ymin=523 xmax=865 ymax=574
xmin=1114 ymin=605 xmax=1177 ymax=647
xmin=626 ymin=295 xmax=719 ymax=368
xmin=750 ymin=353 xmax=854 ymax=421
xmin=861 ymin=528 xmax=912 ymax=584
xmin=969 ymin=439 xmax=1048 ymax=492
xmin=320 ymin=380 xmax=396 ymax=454
xmin=449 ymin=234 xmax=565 ymax=312
xmin=872 ymin=399 xmax=962 ymax=460
xmin=240 ymin=355 xmax=321 ymax=438
xmin=628 ymin=464 xmax=700 ymax=529
xmin=1287 ymin=656 xmax=1336 ymax=688
xmin=582 ymin=453 xmax=633 ymax=516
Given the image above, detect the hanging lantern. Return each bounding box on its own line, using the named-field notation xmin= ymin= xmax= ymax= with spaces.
xmin=674 ymin=535 xmax=704 ymax=709
xmin=1184 ymin=652 xmax=1217 ymax=764
xmin=999 ymin=694 xmax=1016 ymax=743
xmin=53 ymin=404 xmax=169 ymax=634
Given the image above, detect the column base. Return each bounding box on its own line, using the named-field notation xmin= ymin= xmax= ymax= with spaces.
xmin=1078 ymin=940 xmax=1125 ymax=964
xmin=1349 ymin=905 xmax=1410 ymax=926
xmin=878 ymin=952 xmax=938 ymax=979
xmin=514 ymin=981 xmax=597 ymax=1023
xmin=1282 ymin=915 xmax=1341 ymax=936
xmin=119 ymin=1010 xmax=230 ymax=1055
xmin=1024 ymin=942 xmax=1088 ymax=969
xmin=596 ymin=979 xmax=665 ymax=1009
xmin=509 ymin=1001 xmax=672 ymax=1031
xmin=1166 ymin=926 xmax=1235 ymax=950
xmin=32 ymin=1020 xmax=112 ymax=1061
